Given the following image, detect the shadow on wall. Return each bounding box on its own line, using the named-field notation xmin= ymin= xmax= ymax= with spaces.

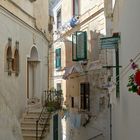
xmin=89 ymin=30 xmax=103 ymax=61
xmin=0 ymin=96 xmax=23 ymax=140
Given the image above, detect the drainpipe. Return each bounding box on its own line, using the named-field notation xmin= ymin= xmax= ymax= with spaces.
xmin=108 ymin=92 xmax=112 ymax=140
xmin=48 ymin=43 xmax=52 ymax=89
xmin=110 ymin=103 xmax=112 ymax=140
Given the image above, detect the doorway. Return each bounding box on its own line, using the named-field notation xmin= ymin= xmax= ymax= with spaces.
xmin=27 ymin=46 xmax=40 ymax=104
xmin=53 ymin=114 xmax=59 ymax=140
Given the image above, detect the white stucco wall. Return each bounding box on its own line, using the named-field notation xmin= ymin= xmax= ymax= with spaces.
xmin=11 ymin=0 xmax=33 ymax=16
xmin=112 ymin=0 xmax=140 ymax=140
xmin=0 ymin=5 xmax=48 ymax=139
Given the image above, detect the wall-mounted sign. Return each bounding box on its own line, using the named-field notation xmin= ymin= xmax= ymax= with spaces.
xmin=100 ymin=35 xmax=120 ymax=49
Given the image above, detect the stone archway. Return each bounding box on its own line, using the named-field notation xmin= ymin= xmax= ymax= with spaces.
xmin=27 ymin=46 xmax=40 ymax=105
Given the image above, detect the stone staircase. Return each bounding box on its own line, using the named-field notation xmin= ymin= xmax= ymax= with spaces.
xmin=20 ymin=106 xmax=50 ymax=140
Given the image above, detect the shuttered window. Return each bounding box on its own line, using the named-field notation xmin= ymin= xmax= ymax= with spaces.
xmin=57 ymin=9 xmax=61 ymax=29
xmin=80 ymin=83 xmax=90 ymax=111
xmin=55 ymin=48 xmax=61 ymax=68
xmin=72 ymin=31 xmax=87 ymax=61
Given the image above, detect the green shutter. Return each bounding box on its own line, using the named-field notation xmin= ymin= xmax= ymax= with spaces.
xmin=72 ymin=33 xmax=77 ymax=61
xmin=55 ymin=48 xmax=61 ymax=68
xmin=72 ymin=31 xmax=87 ymax=61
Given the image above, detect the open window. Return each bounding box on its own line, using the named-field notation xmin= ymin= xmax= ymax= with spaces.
xmin=72 ymin=31 xmax=87 ymax=61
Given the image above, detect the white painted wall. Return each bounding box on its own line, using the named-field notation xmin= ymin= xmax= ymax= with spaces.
xmin=112 ymin=0 xmax=140 ymax=140
xmin=0 ymin=5 xmax=48 ymax=139
xmin=11 ymin=0 xmax=33 ymax=16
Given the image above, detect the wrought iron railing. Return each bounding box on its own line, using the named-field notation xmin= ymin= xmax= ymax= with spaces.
xmin=36 ymin=90 xmax=62 ymax=140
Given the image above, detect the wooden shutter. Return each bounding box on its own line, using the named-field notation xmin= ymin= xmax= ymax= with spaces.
xmin=72 ymin=31 xmax=87 ymax=61
xmin=55 ymin=48 xmax=61 ymax=68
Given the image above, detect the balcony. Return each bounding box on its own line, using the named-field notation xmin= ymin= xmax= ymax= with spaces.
xmin=44 ymin=89 xmax=63 ymax=112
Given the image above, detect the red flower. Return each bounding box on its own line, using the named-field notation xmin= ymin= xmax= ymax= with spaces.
xmin=135 ymin=70 xmax=140 ymax=86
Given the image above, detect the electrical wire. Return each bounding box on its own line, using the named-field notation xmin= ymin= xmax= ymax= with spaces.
xmin=111 ymin=53 xmax=140 ymax=86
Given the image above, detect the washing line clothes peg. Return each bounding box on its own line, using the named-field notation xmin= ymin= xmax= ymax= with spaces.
xmin=70 ymin=16 xmax=79 ymax=28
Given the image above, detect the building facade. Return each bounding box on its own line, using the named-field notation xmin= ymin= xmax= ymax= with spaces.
xmin=109 ymin=0 xmax=140 ymax=140
xmin=51 ymin=0 xmax=112 ymax=140
xmin=0 ymin=0 xmax=49 ymax=139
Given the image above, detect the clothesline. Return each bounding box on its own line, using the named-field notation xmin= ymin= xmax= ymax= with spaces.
xmin=111 ymin=52 xmax=140 ymax=86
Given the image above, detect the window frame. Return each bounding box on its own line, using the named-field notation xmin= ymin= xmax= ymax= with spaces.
xmin=57 ymin=8 xmax=62 ymax=29
xmin=72 ymin=0 xmax=80 ymax=17
xmin=72 ymin=31 xmax=87 ymax=61
xmin=55 ymin=48 xmax=61 ymax=69
xmin=80 ymin=83 xmax=90 ymax=111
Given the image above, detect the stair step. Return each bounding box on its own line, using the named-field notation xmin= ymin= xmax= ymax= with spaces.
xmin=21 ymin=106 xmax=51 ymax=140
xmin=23 ymin=115 xmax=48 ymax=121
xmin=21 ymin=120 xmax=49 ymax=128
xmin=22 ymin=129 xmax=42 ymax=135
xmin=21 ymin=118 xmax=49 ymax=124
xmin=21 ymin=121 xmax=38 ymax=128
xmin=23 ymin=133 xmax=41 ymax=138
xmin=23 ymin=136 xmax=44 ymax=140
xmin=23 ymin=136 xmax=36 ymax=140
xmin=22 ymin=126 xmax=43 ymax=131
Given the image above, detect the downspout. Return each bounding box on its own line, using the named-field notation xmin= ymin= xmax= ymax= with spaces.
xmin=48 ymin=43 xmax=53 ymax=89
xmin=47 ymin=45 xmax=50 ymax=90
xmin=108 ymin=92 xmax=112 ymax=140
xmin=110 ymin=103 xmax=112 ymax=140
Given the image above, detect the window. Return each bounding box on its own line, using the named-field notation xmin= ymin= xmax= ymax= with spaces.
xmin=57 ymin=83 xmax=61 ymax=91
xmin=5 ymin=39 xmax=20 ymax=76
xmin=99 ymin=96 xmax=105 ymax=112
xmin=14 ymin=49 xmax=19 ymax=76
xmin=71 ymin=97 xmax=74 ymax=108
xmin=80 ymin=83 xmax=90 ymax=111
xmin=57 ymin=9 xmax=61 ymax=29
xmin=6 ymin=38 xmax=12 ymax=75
xmin=72 ymin=31 xmax=87 ymax=61
xmin=55 ymin=48 xmax=61 ymax=68
xmin=72 ymin=0 xmax=79 ymax=16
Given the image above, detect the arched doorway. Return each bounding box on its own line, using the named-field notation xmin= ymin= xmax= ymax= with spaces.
xmin=27 ymin=46 xmax=40 ymax=105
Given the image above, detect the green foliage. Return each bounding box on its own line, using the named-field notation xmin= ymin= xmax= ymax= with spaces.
xmin=127 ymin=74 xmax=138 ymax=93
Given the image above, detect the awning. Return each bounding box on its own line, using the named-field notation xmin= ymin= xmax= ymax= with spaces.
xmin=63 ymin=60 xmax=102 ymax=80
xmin=63 ymin=64 xmax=83 ymax=80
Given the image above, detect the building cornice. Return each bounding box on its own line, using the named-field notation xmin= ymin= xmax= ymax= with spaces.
xmin=0 ymin=5 xmax=49 ymax=43
xmin=8 ymin=0 xmax=35 ymax=20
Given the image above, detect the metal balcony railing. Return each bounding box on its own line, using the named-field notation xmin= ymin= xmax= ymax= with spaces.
xmin=36 ymin=89 xmax=62 ymax=140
